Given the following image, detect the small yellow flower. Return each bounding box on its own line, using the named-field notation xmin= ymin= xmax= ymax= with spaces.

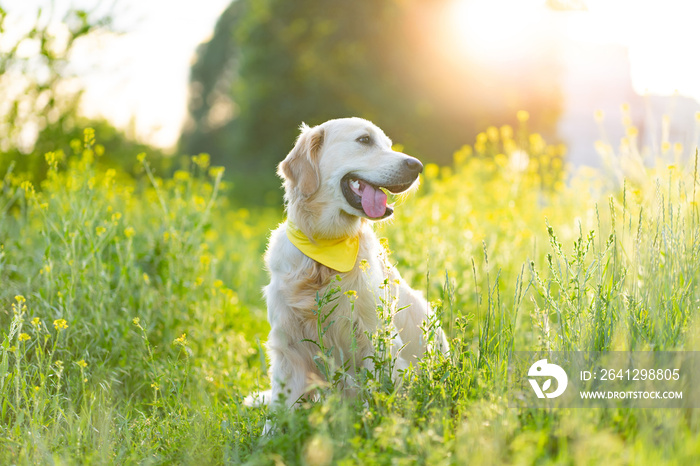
xmin=193 ymin=195 xmax=206 ymax=211
xmin=424 ymin=163 xmax=439 ymax=179
xmin=124 ymin=227 xmax=135 ymax=238
xmin=21 ymin=181 xmax=35 ymax=195
xmin=208 ymin=166 xmax=225 ymax=178
xmin=516 ymin=110 xmax=530 ymax=123
xmin=199 ymin=253 xmax=212 ymax=267
xmin=174 ymin=333 xmax=187 ymax=345
xmin=95 ymin=226 xmax=106 ymax=236
xmin=151 ymin=382 xmax=159 ymax=391
xmin=53 ymin=319 xmax=68 ymax=331
xmin=137 ymin=152 xmax=147 ymax=163
xmin=213 ymin=279 xmax=224 ymax=288
xmin=132 ymin=317 xmax=141 ymax=326
xmin=486 ymin=126 xmax=499 ymax=143
xmin=31 ymin=317 xmax=41 ymax=328
xmin=344 ymin=290 xmax=358 ymax=299
xmin=594 ymin=109 xmax=605 ymax=123
xmin=18 ymin=333 xmax=30 ymax=342
xmin=143 ymin=273 xmax=150 ymax=285
xmin=174 ymin=170 xmax=190 ymax=182
xmin=84 ymin=128 xmax=96 ymax=147
xmin=76 ymin=359 xmax=88 ymax=368
xmin=15 ymin=295 xmax=26 ymax=304
xmin=192 ymin=153 xmax=210 ymax=169
xmin=45 ymin=151 xmax=58 ymax=170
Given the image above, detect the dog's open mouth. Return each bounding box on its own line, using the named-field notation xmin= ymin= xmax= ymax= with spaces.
xmin=341 ymin=174 xmax=416 ymax=219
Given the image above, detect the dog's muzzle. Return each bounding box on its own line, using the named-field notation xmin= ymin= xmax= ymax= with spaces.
xmin=341 ymin=156 xmax=423 ymax=219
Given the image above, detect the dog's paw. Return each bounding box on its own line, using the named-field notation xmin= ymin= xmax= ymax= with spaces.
xmin=243 ymin=389 xmax=272 ymax=408
xmin=262 ymin=419 xmax=274 ymax=436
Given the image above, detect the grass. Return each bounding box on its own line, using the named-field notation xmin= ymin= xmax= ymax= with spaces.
xmin=1 ymin=119 xmax=699 ymax=465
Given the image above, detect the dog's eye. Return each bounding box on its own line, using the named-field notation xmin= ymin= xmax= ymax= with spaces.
xmin=356 ymin=135 xmax=372 ymax=145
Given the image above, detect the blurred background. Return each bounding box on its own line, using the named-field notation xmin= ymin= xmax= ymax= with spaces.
xmin=2 ymin=0 xmax=699 ymax=204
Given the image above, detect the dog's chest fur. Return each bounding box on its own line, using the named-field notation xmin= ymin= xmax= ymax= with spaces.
xmin=264 ymin=221 xmax=395 ymax=367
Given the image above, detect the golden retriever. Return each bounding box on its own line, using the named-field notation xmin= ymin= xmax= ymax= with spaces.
xmin=249 ymin=117 xmax=448 ymax=407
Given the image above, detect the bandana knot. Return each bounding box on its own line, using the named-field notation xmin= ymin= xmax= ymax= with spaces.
xmin=285 ymin=220 xmax=359 ymax=272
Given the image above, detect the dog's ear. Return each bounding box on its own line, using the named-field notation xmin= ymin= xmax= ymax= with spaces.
xmin=278 ymin=123 xmax=325 ymax=197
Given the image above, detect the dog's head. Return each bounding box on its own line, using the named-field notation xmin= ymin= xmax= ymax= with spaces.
xmin=278 ymin=118 xmax=423 ymax=236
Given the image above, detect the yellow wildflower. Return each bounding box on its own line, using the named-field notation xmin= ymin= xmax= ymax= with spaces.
xmin=174 ymin=333 xmax=187 ymax=345
xmin=20 ymin=181 xmax=34 ymax=195
xmin=192 ymin=153 xmax=210 ymax=169
xmin=424 ymin=163 xmax=439 ymax=179
xmin=84 ymin=128 xmax=95 ymax=147
xmin=53 ymin=319 xmax=68 ymax=331
xmin=516 ymin=110 xmax=530 ymax=123
xmin=76 ymin=359 xmax=88 ymax=368
xmin=18 ymin=333 xmax=30 ymax=342
xmin=174 ymin=170 xmax=190 ymax=182
xmin=208 ymin=166 xmax=225 ymax=178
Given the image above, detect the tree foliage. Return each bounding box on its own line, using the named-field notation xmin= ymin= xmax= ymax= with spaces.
xmin=0 ymin=4 xmax=166 ymax=185
xmin=181 ymin=0 xmax=563 ymax=204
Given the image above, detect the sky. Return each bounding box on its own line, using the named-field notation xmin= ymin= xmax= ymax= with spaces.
xmin=4 ymin=0 xmax=700 ymax=151
xmin=4 ymin=0 xmax=231 ymax=150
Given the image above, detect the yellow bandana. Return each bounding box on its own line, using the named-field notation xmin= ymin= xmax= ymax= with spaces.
xmin=286 ymin=220 xmax=359 ymax=272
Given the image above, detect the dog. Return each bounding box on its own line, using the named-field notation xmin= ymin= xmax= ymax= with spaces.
xmin=249 ymin=117 xmax=448 ymax=408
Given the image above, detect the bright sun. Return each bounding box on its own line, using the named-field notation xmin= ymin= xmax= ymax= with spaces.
xmin=445 ymin=0 xmax=545 ymax=63
xmin=443 ymin=0 xmax=700 ymax=102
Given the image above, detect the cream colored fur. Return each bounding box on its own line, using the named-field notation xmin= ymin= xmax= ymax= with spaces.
xmin=249 ymin=117 xmax=448 ymax=408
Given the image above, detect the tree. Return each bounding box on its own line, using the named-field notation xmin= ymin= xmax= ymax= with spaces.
xmin=0 ymin=4 xmax=167 ymax=185
xmin=181 ymin=0 xmax=562 ymax=204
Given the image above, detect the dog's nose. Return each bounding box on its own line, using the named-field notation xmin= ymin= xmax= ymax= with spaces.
xmin=404 ymin=157 xmax=423 ymax=174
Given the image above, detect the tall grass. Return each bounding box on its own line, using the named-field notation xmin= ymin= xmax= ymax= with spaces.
xmin=1 ymin=118 xmax=699 ymax=464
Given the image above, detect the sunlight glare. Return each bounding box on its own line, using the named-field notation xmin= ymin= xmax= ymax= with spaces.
xmin=446 ymin=0 xmax=547 ymax=63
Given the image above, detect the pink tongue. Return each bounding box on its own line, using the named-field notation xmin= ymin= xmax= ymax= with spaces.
xmin=361 ymin=184 xmax=387 ymax=218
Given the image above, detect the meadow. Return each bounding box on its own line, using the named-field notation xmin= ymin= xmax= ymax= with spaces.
xmin=1 ymin=113 xmax=699 ymax=465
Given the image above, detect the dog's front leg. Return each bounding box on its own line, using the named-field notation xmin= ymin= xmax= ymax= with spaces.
xmin=267 ymin=329 xmax=312 ymax=408
xmin=390 ymin=272 xmax=450 ymax=363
